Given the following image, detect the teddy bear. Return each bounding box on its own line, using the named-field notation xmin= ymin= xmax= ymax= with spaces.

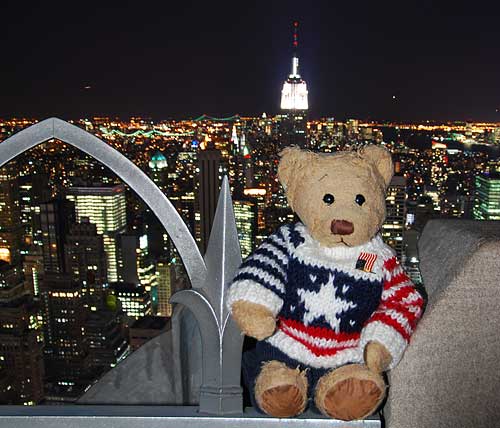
xmin=226 ymin=145 xmax=424 ymax=420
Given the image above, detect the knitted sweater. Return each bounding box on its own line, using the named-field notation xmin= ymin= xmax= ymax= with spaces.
xmin=227 ymin=222 xmax=424 ymax=370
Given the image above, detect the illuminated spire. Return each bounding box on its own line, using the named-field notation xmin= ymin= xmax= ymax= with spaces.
xmin=290 ymin=21 xmax=300 ymax=78
xmin=280 ymin=21 xmax=309 ymax=111
xmin=231 ymin=124 xmax=239 ymax=153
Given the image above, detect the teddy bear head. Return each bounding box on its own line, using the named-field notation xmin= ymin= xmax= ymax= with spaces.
xmin=277 ymin=145 xmax=393 ymax=248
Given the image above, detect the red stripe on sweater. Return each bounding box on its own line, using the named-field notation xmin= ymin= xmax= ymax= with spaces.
xmin=385 ymin=284 xmax=418 ymax=303
xmin=380 ymin=300 xmax=422 ymax=329
xmin=368 ymin=312 xmax=412 ymax=341
xmin=383 ymin=271 xmax=411 ymax=290
xmin=383 ymin=257 xmax=399 ymax=272
xmin=279 ymin=325 xmax=359 ymax=357
xmin=279 ymin=317 xmax=360 ymax=342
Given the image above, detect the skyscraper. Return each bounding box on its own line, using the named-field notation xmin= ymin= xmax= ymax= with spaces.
xmin=0 ymin=162 xmax=22 ymax=265
xmin=243 ymin=188 xmax=268 ymax=246
xmin=66 ymin=184 xmax=127 ymax=282
xmin=156 ymin=261 xmax=175 ymax=317
xmin=0 ymin=262 xmax=44 ymax=405
xmin=233 ymin=199 xmax=258 ymax=259
xmin=19 ymin=173 xmax=50 ymax=250
xmin=65 ymin=218 xmax=128 ymax=374
xmin=40 ymin=199 xmax=75 ymax=275
xmin=110 ymin=282 xmax=151 ymax=320
xmin=40 ymin=273 xmax=90 ymax=402
xmin=382 ymin=175 xmax=406 ymax=261
xmin=169 ymin=151 xmax=198 ymax=235
xmin=148 ymin=151 xmax=168 ymax=193
xmin=65 ymin=218 xmax=108 ymax=309
xmin=473 ymin=173 xmax=500 ymax=220
xmin=119 ymin=232 xmax=157 ymax=311
xmin=280 ymin=21 xmax=309 ymax=148
xmin=198 ymin=146 xmax=221 ymax=254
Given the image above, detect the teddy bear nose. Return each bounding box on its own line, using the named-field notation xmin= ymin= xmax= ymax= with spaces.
xmin=331 ymin=220 xmax=354 ymax=235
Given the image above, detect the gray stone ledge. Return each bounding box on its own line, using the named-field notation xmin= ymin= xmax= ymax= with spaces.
xmin=0 ymin=406 xmax=380 ymax=428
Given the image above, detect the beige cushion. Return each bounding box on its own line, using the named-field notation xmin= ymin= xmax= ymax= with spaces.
xmin=386 ymin=220 xmax=500 ymax=428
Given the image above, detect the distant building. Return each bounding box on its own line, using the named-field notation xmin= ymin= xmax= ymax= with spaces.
xmin=156 ymin=261 xmax=176 ymax=317
xmin=23 ymin=250 xmax=43 ymax=297
xmin=110 ymin=282 xmax=151 ymax=320
xmin=65 ymin=219 xmax=128 ymax=374
xmin=473 ymin=173 xmax=500 ymax=220
xmin=0 ymin=262 xmax=44 ymax=405
xmin=66 ymin=184 xmax=127 ymax=282
xmin=198 ymin=146 xmax=221 ymax=254
xmin=233 ymin=199 xmax=258 ymax=259
xmin=40 ymin=273 xmax=90 ymax=402
xmin=129 ymin=315 xmax=170 ymax=351
xmin=169 ymin=151 xmax=197 ymax=236
xmin=382 ymin=175 xmax=406 ymax=261
xmin=84 ymin=307 xmax=128 ymax=374
xmin=119 ymin=233 xmax=157 ymax=311
xmin=243 ymin=188 xmax=268 ymax=246
xmin=18 ymin=173 xmax=50 ymax=250
xmin=148 ymin=151 xmax=168 ymax=192
xmin=0 ymin=162 xmax=22 ymax=265
xmin=403 ymin=228 xmax=423 ymax=286
xmin=40 ymin=199 xmax=75 ymax=274
xmin=65 ymin=218 xmax=108 ymax=308
xmin=280 ymin=21 xmax=309 ymax=148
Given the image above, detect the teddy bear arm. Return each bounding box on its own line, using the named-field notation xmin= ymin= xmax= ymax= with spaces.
xmin=359 ymin=255 xmax=425 ymax=370
xmin=231 ymin=300 xmax=276 ymax=340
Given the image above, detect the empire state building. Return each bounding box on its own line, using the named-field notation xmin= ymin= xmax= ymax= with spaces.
xmin=280 ymin=21 xmax=309 ymax=147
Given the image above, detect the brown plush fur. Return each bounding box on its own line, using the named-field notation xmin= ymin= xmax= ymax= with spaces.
xmin=315 ymin=364 xmax=386 ymax=420
xmin=364 ymin=341 xmax=393 ymax=373
xmin=255 ymin=361 xmax=308 ymax=417
xmin=232 ymin=300 xmax=276 ymax=340
xmin=278 ymin=146 xmax=393 ymax=247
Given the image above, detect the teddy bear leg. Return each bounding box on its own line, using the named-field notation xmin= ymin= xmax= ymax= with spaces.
xmin=254 ymin=360 xmax=308 ymax=417
xmin=314 ymin=364 xmax=386 ymax=421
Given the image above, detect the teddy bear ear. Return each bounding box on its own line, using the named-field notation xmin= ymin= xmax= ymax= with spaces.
xmin=360 ymin=145 xmax=394 ymax=188
xmin=277 ymin=146 xmax=313 ymax=210
xmin=277 ymin=146 xmax=309 ymax=191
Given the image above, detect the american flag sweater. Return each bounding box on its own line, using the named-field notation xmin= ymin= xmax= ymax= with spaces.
xmin=227 ymin=222 xmax=424 ymax=370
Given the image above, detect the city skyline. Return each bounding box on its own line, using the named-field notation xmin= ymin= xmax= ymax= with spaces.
xmin=0 ymin=110 xmax=499 ymax=404
xmin=1 ymin=1 xmax=500 ymax=406
xmin=2 ymin=1 xmax=500 ymax=121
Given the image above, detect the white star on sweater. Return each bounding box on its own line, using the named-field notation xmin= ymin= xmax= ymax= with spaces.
xmin=297 ymin=274 xmax=357 ymax=333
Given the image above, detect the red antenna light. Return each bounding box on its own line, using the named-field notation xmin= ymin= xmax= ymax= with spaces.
xmin=292 ymin=20 xmax=299 ymax=50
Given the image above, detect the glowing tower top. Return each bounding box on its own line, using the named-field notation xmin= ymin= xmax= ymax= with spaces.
xmin=280 ymin=21 xmax=309 ymax=111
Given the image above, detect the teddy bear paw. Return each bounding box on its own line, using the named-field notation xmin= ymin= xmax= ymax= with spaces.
xmin=315 ymin=364 xmax=386 ymax=421
xmin=255 ymin=361 xmax=308 ymax=417
xmin=231 ymin=300 xmax=276 ymax=340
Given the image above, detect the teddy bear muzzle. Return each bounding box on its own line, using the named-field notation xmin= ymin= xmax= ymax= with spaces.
xmin=330 ymin=219 xmax=354 ymax=235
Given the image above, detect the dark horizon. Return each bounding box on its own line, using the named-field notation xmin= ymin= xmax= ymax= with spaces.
xmin=2 ymin=0 xmax=500 ymax=122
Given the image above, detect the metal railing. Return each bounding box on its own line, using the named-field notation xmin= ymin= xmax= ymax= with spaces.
xmin=0 ymin=118 xmax=380 ymax=427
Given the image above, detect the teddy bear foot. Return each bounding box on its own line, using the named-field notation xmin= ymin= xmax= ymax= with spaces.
xmin=255 ymin=360 xmax=308 ymax=417
xmin=315 ymin=364 xmax=386 ymax=421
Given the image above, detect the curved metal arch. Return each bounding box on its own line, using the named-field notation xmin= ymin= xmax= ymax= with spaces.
xmin=0 ymin=118 xmax=206 ymax=289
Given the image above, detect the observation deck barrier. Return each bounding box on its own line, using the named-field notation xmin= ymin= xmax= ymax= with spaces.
xmin=0 ymin=119 xmax=380 ymax=427
xmin=3 ymin=119 xmax=500 ymax=427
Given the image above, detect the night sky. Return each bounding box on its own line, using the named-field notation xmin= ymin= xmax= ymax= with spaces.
xmin=2 ymin=0 xmax=500 ymax=121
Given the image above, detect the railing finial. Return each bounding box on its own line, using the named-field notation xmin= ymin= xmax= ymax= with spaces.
xmin=171 ymin=176 xmax=244 ymax=415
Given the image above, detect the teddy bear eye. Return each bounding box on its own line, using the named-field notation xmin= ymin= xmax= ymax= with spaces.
xmin=355 ymin=194 xmax=366 ymax=206
xmin=323 ymin=193 xmax=335 ymax=205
